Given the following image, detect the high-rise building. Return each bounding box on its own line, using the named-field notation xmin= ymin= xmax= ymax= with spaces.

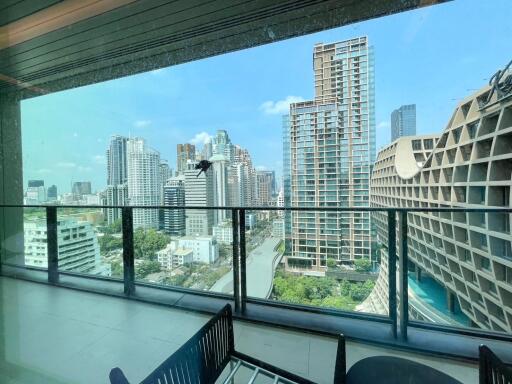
xmin=201 ymin=142 xmax=213 ymax=161
xmin=363 ymin=83 xmax=512 ymax=333
xmin=72 ymin=181 xmax=92 ymax=196
xmin=184 ymin=166 xmax=214 ymax=236
xmin=210 ymin=154 xmax=229 ymax=223
xmin=28 ymin=180 xmax=44 ymax=188
xmin=25 ymin=186 xmax=46 ymax=204
xmin=107 ymin=135 xmax=128 ymax=185
xmin=47 ymin=185 xmax=57 ymax=201
xmin=177 ymin=144 xmax=196 ymax=175
xmin=163 ymin=176 xmax=186 ymax=235
xmin=391 ymin=104 xmax=416 ymax=141
xmin=256 ymin=170 xmax=274 ymax=206
xmin=103 ymin=184 xmax=128 ymax=225
xmin=25 ymin=219 xmax=102 ymax=274
xmin=212 ymin=130 xmax=234 ymax=161
xmin=284 ymin=37 xmax=375 ymax=272
xmin=159 ymin=160 xmax=174 ymax=229
xmin=127 ymin=138 xmax=161 ymax=229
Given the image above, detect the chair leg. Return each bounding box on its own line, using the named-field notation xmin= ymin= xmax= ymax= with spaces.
xmin=333 ymin=334 xmax=346 ymax=384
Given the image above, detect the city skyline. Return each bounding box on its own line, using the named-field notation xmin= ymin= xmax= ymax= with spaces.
xmin=19 ymin=0 xmax=511 ymax=193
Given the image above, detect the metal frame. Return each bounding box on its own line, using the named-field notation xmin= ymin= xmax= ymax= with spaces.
xmin=3 ymin=203 xmax=512 ymax=344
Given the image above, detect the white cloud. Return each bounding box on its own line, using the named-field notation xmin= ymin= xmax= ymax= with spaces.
xmin=92 ymin=155 xmax=106 ymax=165
xmin=56 ymin=162 xmax=77 ymax=168
xmin=259 ymin=96 xmax=304 ymax=115
xmin=78 ymin=166 xmax=92 ymax=172
xmin=377 ymin=121 xmax=390 ymax=130
xmin=37 ymin=168 xmax=53 ymax=174
xmin=189 ymin=132 xmax=212 ymax=146
xmin=133 ymin=120 xmax=152 ymax=128
xmin=256 ymin=165 xmax=268 ymax=171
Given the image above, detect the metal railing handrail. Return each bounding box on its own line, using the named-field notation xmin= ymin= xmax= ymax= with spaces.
xmin=1 ymin=203 xmax=512 ymax=213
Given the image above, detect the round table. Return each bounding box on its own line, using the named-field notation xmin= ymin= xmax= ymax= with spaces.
xmin=345 ymin=356 xmax=463 ymax=384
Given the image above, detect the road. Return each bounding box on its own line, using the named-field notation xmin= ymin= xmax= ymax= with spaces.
xmin=210 ymin=237 xmax=281 ymax=299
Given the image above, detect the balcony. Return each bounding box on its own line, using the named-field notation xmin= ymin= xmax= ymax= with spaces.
xmin=1 ymin=205 xmax=512 ymax=383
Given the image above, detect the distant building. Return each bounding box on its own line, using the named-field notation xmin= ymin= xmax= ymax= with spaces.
xmin=176 ymin=144 xmax=196 ymax=175
xmin=47 ymin=185 xmax=57 ymax=201
xmin=210 ymin=154 xmax=229 ymax=223
xmin=212 ymin=130 xmax=234 ymax=161
xmin=391 ymin=104 xmax=416 ymax=142
xmin=83 ymin=194 xmax=100 ymax=205
xmin=163 ymin=176 xmax=186 ymax=235
xmin=156 ymin=243 xmax=193 ymax=269
xmin=28 ymin=180 xmax=44 ymax=188
xmin=24 ymin=219 xmax=104 ymax=274
xmin=127 ymin=138 xmax=160 ymax=229
xmin=245 ymin=213 xmax=256 ymax=230
xmin=176 ymin=236 xmax=218 ymax=264
xmin=272 ymin=219 xmax=284 ymax=239
xmin=107 ymin=135 xmax=128 ymax=185
xmin=184 ymin=166 xmax=214 ymax=236
xmin=103 ymin=184 xmax=128 ymax=225
xmin=72 ymin=181 xmax=92 ymax=196
xmin=25 ymin=186 xmax=46 ymax=204
xmin=213 ymin=221 xmax=233 ymax=244
xmin=256 ymin=170 xmax=274 ymax=206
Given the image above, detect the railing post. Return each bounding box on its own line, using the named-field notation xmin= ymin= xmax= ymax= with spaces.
xmin=232 ymin=209 xmax=241 ymax=313
xmin=239 ymin=209 xmax=247 ymax=313
xmin=399 ymin=210 xmax=409 ymax=340
xmin=122 ymin=207 xmax=135 ymax=295
xmin=387 ymin=210 xmax=397 ymax=339
xmin=46 ymin=206 xmax=59 ymax=284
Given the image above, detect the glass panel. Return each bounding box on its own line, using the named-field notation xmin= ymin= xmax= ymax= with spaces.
xmin=247 ymin=208 xmax=384 ymax=316
xmin=134 ymin=208 xmax=233 ymax=296
xmin=1 ymin=207 xmax=47 ymax=269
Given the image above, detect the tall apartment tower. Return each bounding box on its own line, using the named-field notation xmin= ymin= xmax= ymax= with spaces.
xmin=163 ymin=176 xmax=186 ymax=235
xmin=72 ymin=181 xmax=92 ymax=196
xmin=256 ymin=170 xmax=274 ymax=206
xmin=285 ymin=37 xmax=375 ymax=271
xmin=107 ymin=135 xmax=128 ymax=185
xmin=184 ymin=167 xmax=214 ymax=236
xmin=212 ymin=130 xmax=234 ymax=161
xmin=210 ymin=154 xmax=229 ymax=224
xmin=176 ymin=144 xmax=196 ymax=175
xmin=391 ymin=104 xmax=416 ymax=141
xmin=47 ymin=185 xmax=57 ymax=201
xmin=127 ymin=138 xmax=161 ymax=229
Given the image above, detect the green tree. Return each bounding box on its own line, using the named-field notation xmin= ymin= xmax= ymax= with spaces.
xmin=326 ymin=258 xmax=337 ymax=269
xmin=99 ymin=234 xmax=123 ymax=253
xmin=134 ymin=228 xmax=170 ymax=261
xmin=136 ymin=260 xmax=162 ymax=279
xmin=354 ymin=258 xmax=372 ymax=272
xmin=349 ymin=280 xmax=375 ymax=301
xmin=111 ymin=260 xmax=123 ymax=277
xmin=102 ymin=219 xmax=122 ymax=234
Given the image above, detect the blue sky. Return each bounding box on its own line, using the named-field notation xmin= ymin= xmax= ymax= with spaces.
xmin=21 ymin=0 xmax=512 ymax=193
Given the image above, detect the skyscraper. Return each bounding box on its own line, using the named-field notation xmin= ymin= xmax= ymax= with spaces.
xmin=72 ymin=181 xmax=92 ymax=196
xmin=210 ymin=154 xmax=229 ymax=223
xmin=47 ymin=185 xmax=57 ymax=201
xmin=212 ymin=130 xmax=234 ymax=161
xmin=256 ymin=170 xmax=274 ymax=206
xmin=176 ymin=144 xmax=196 ymax=175
xmin=184 ymin=166 xmax=214 ymax=236
xmin=107 ymin=135 xmax=128 ymax=185
xmin=103 ymin=184 xmax=128 ymax=224
xmin=127 ymin=138 xmax=161 ymax=229
xmin=285 ymin=37 xmax=375 ymax=272
xmin=163 ymin=176 xmax=185 ymax=235
xmin=391 ymin=104 xmax=416 ymax=141
xmin=28 ymin=180 xmax=44 ymax=188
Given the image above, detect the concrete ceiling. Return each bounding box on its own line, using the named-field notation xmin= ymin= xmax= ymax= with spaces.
xmin=0 ymin=0 xmax=446 ymax=98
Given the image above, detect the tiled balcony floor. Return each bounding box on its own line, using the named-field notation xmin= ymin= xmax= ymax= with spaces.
xmin=0 ymin=277 xmax=478 ymax=383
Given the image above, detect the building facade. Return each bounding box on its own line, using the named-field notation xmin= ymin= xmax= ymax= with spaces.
xmin=256 ymin=170 xmax=274 ymax=206
xmin=176 ymin=143 xmax=196 ymax=175
xmin=212 ymin=130 xmax=234 ymax=161
xmin=365 ymin=83 xmax=512 ymax=333
xmin=107 ymin=135 xmax=128 ymax=186
xmin=284 ymin=37 xmax=375 ymax=271
xmin=72 ymin=181 xmax=92 ymax=197
xmin=47 ymin=185 xmax=57 ymax=201
xmin=127 ymin=138 xmax=161 ymax=229
xmin=391 ymin=104 xmax=416 ymax=142
xmin=25 ymin=219 xmax=102 ymax=274
xmin=184 ymin=167 xmax=214 ymax=236
xmin=163 ymin=176 xmax=186 ymax=235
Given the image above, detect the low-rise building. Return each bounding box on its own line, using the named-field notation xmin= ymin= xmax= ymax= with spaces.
xmin=212 ymin=221 xmax=233 ymax=244
xmin=156 ymin=243 xmax=193 ymax=269
xmin=272 ymin=219 xmax=284 ymax=239
xmin=176 ymin=236 xmax=218 ymax=264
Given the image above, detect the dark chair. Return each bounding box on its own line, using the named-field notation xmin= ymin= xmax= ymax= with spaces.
xmin=333 ymin=336 xmax=462 ymax=384
xmin=109 ymin=304 xmax=316 ymax=384
xmin=479 ymin=345 xmax=512 ymax=384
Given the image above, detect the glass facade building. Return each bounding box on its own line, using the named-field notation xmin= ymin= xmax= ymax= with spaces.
xmin=391 ymin=104 xmax=417 ymax=142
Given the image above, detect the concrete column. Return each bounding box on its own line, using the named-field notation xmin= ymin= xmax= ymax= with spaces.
xmin=415 ymin=266 xmax=422 ymax=282
xmin=0 ymin=94 xmax=24 ymax=265
xmin=446 ymin=290 xmax=455 ymax=313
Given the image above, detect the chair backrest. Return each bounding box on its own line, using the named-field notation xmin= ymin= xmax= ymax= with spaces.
xmin=479 ymin=345 xmax=512 ymax=384
xmin=110 ymin=304 xmax=235 ymax=384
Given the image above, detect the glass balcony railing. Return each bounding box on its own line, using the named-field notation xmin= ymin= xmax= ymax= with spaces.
xmin=1 ymin=204 xmax=512 ymax=342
